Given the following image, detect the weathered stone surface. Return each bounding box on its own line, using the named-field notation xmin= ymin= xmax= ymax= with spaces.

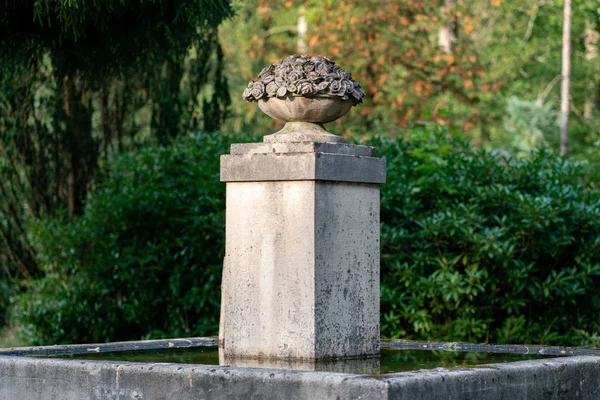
xmin=384 ymin=356 xmax=600 ymax=400
xmin=258 ymin=97 xmax=354 ymax=124
xmin=229 ymin=142 xmax=375 ymax=157
xmin=262 ymin=121 xmax=346 ymax=143
xmin=220 ymin=152 xmax=386 ymax=183
xmin=0 ymin=337 xmax=216 ymax=357
xmin=219 ymin=180 xmax=380 ymax=360
xmin=0 ymin=356 xmax=387 ymax=400
xmin=1 ymin=354 xmax=600 ymax=399
xmin=220 ymin=140 xmax=383 ymax=361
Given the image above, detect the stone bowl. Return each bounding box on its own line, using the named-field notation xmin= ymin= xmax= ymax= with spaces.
xmin=258 ymin=96 xmax=354 ymax=124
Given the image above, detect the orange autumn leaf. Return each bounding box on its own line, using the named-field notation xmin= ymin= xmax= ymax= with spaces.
xmin=378 ymin=73 xmax=390 ymax=85
xmin=257 ymin=6 xmax=270 ymax=14
xmin=491 ymin=0 xmax=501 ymax=5
xmin=442 ymin=54 xmax=455 ymax=64
xmin=464 ymin=80 xmax=473 ymax=88
xmin=284 ymin=1 xmax=293 ymax=8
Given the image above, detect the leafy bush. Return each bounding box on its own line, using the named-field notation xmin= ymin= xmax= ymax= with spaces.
xmin=0 ymin=278 xmax=11 ymax=327
xmin=14 ymin=127 xmax=600 ymax=346
xmin=368 ymin=123 xmax=600 ymax=345
xmin=503 ymin=96 xmax=558 ymax=155
xmin=14 ymin=133 xmax=247 ymax=345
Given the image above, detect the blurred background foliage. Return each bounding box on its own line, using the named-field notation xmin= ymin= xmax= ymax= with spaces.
xmin=1 ymin=0 xmax=600 ymax=347
xmin=15 ymin=133 xmax=233 ymax=344
xmin=0 ymin=0 xmax=233 ymax=328
xmin=12 ymin=129 xmax=600 ymax=346
xmin=220 ymin=0 xmax=599 ymax=157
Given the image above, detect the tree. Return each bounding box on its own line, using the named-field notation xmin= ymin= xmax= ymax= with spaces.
xmin=221 ymin=0 xmax=499 ymax=140
xmin=222 ymin=0 xmax=599 ymax=160
xmin=560 ymin=0 xmax=572 ymax=155
xmin=0 ymin=0 xmax=234 ymax=312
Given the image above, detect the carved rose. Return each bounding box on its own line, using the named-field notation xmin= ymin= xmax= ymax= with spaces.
xmin=352 ymin=81 xmax=366 ymax=100
xmin=307 ymin=71 xmax=322 ymax=83
xmin=275 ymin=63 xmax=293 ymax=77
xmin=242 ymin=54 xmax=365 ymax=104
xmin=335 ymin=67 xmax=351 ymax=80
xmin=288 ymin=70 xmax=303 ymax=83
xmin=303 ymin=63 xmax=315 ymax=72
xmin=242 ymin=83 xmax=253 ymax=99
xmin=315 ymin=62 xmax=333 ymax=75
xmin=262 ymin=75 xmax=275 ymax=84
xmin=276 ymin=86 xmax=288 ymax=97
xmin=250 ymin=81 xmax=265 ymax=100
xmin=328 ymin=79 xmax=344 ymax=96
xmin=286 ymin=83 xmax=297 ymax=93
xmin=258 ymin=65 xmax=274 ymax=78
xmin=298 ymin=81 xmax=315 ymax=96
xmin=266 ymin=81 xmax=279 ymax=97
xmin=316 ymin=81 xmax=330 ymax=91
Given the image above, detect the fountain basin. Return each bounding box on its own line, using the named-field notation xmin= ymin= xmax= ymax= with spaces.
xmin=1 ymin=338 xmax=599 ymax=399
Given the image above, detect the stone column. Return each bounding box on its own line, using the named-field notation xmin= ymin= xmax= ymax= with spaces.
xmin=219 ymin=141 xmax=385 ymax=361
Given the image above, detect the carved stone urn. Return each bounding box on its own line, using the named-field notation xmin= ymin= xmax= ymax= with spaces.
xmin=242 ymin=55 xmax=365 ymax=143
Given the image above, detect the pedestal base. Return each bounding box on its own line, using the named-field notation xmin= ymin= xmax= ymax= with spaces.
xmin=219 ymin=142 xmax=385 ymax=361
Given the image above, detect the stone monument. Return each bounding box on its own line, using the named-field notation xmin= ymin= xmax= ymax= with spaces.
xmin=219 ymin=55 xmax=386 ymax=362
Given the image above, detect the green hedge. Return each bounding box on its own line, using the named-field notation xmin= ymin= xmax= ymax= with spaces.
xmin=14 ymin=127 xmax=600 ymax=346
xmin=15 ymin=133 xmax=236 ymax=344
xmin=373 ymin=124 xmax=600 ymax=345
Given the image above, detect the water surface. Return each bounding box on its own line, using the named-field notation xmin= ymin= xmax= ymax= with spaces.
xmin=46 ymin=345 xmax=553 ymax=374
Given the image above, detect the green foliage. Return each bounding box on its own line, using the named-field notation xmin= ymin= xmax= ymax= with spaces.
xmin=14 ymin=132 xmax=247 ymax=345
xmin=370 ymin=123 xmax=600 ymax=345
xmin=0 ymin=0 xmax=234 ymax=300
xmin=0 ymin=274 xmax=12 ymax=326
xmin=503 ymin=96 xmax=558 ymax=155
xmin=0 ymin=0 xmax=233 ymax=79
xmin=14 ymin=128 xmax=600 ymax=346
xmin=222 ymin=1 xmax=600 ymax=160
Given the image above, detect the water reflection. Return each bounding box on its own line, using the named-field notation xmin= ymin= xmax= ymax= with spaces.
xmin=42 ymin=345 xmax=553 ymax=374
xmin=219 ymin=351 xmax=381 ymax=375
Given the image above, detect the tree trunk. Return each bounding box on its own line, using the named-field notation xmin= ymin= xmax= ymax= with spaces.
xmin=559 ymin=0 xmax=571 ymax=156
xmin=297 ymin=7 xmax=307 ymax=54
xmin=60 ymin=72 xmax=97 ymax=217
xmin=584 ymin=20 xmax=598 ymax=121
xmin=439 ymin=0 xmax=456 ymax=55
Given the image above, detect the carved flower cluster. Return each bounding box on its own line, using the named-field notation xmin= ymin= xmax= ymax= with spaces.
xmin=242 ymin=55 xmax=365 ymax=104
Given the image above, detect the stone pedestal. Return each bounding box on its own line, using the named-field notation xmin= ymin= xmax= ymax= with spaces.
xmin=219 ymin=142 xmax=385 ymax=361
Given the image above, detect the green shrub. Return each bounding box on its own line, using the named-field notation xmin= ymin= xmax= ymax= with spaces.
xmin=502 ymin=96 xmax=558 ymax=155
xmin=14 ymin=132 xmax=249 ymax=345
xmin=0 ymin=279 xmax=11 ymax=327
xmin=367 ymin=123 xmax=600 ymax=345
xmin=14 ymin=127 xmax=600 ymax=346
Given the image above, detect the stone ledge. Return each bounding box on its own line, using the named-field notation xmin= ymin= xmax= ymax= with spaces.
xmin=229 ymin=142 xmax=376 ymax=157
xmin=220 ymin=152 xmax=386 ymax=183
xmin=1 ymin=354 xmax=600 ymax=399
